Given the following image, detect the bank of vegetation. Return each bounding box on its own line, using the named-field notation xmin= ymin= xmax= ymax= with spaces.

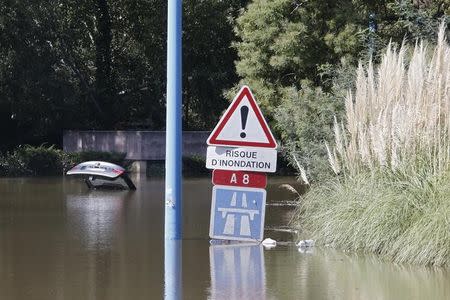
xmin=293 ymin=24 xmax=450 ymax=266
xmin=0 ymin=145 xmax=127 ymax=176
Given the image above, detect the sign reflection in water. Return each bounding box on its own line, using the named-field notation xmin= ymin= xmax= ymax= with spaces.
xmin=209 ymin=243 xmax=265 ymax=299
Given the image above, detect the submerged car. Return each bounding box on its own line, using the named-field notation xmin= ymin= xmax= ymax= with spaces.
xmin=66 ymin=161 xmax=136 ymax=190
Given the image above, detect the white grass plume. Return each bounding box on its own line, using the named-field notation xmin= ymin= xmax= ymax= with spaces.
xmin=331 ymin=22 xmax=450 ymax=176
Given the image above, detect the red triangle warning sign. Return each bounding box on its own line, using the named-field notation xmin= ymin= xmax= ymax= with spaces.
xmin=207 ymin=86 xmax=277 ymax=149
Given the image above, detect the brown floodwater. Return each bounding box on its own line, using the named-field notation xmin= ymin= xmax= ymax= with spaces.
xmin=0 ymin=175 xmax=449 ymax=300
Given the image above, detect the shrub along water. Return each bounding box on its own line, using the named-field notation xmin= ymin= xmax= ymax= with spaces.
xmin=0 ymin=145 xmax=127 ymax=176
xmin=294 ymin=23 xmax=450 ymax=266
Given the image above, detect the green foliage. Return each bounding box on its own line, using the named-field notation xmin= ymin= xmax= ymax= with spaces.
xmin=182 ymin=0 xmax=249 ymax=129
xmin=0 ymin=145 xmax=62 ymax=176
xmin=231 ymin=0 xmax=367 ymax=115
xmin=182 ymin=155 xmax=209 ymax=177
xmin=0 ymin=146 xmax=128 ymax=176
xmin=233 ymin=0 xmax=449 ymax=181
xmin=274 ymin=62 xmax=355 ymax=182
xmin=274 ymin=83 xmax=340 ymax=181
xmin=0 ymin=0 xmax=249 ymax=150
xmin=17 ymin=145 xmax=63 ymax=176
xmin=294 ymin=169 xmax=450 ymax=266
xmin=232 ymin=0 xmax=449 ymax=110
xmin=231 ymin=0 xmax=367 ymax=180
xmin=382 ymin=1 xmax=449 ymax=43
xmin=0 ymin=150 xmax=32 ymax=177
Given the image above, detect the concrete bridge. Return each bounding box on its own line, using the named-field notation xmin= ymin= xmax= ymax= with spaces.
xmin=63 ymin=130 xmax=210 ymax=160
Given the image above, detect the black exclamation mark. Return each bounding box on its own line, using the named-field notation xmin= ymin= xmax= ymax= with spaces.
xmin=240 ymin=105 xmax=249 ymax=138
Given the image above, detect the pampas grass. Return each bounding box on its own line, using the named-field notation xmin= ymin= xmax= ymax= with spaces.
xmin=329 ymin=23 xmax=450 ymax=176
xmin=295 ymin=23 xmax=450 ymax=266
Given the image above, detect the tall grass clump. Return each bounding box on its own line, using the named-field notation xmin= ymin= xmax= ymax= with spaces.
xmin=296 ymin=23 xmax=450 ymax=266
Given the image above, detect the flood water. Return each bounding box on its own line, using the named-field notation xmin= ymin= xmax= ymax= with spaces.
xmin=0 ymin=176 xmax=449 ymax=300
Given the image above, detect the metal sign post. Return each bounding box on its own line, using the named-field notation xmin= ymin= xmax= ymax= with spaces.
xmin=165 ymin=0 xmax=182 ymax=299
xmin=165 ymin=0 xmax=182 ymax=241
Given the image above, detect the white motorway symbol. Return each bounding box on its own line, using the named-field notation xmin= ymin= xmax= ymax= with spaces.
xmin=219 ymin=192 xmax=258 ymax=236
xmin=206 ymin=146 xmax=277 ymax=173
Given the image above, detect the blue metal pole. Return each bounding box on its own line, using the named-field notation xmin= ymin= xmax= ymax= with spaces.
xmin=165 ymin=0 xmax=182 ymax=240
xmin=164 ymin=0 xmax=182 ymax=298
xmin=164 ymin=239 xmax=182 ymax=299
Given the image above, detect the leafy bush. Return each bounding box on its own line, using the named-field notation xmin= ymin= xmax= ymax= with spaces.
xmin=0 ymin=150 xmax=32 ymax=176
xmin=274 ymin=83 xmax=343 ymax=182
xmin=0 ymin=145 xmax=128 ymax=176
xmin=17 ymin=145 xmax=63 ymax=176
xmin=274 ymin=62 xmax=354 ymax=182
xmin=182 ymin=155 xmax=209 ymax=177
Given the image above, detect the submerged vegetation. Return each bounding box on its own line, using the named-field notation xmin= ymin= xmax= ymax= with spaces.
xmin=294 ymin=23 xmax=450 ymax=266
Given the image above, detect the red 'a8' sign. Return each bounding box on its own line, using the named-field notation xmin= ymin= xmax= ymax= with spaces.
xmin=212 ymin=169 xmax=267 ymax=188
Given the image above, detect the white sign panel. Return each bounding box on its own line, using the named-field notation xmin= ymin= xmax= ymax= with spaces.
xmin=206 ymin=146 xmax=277 ymax=173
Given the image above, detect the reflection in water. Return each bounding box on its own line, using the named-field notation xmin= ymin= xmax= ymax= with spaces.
xmin=164 ymin=240 xmax=182 ymax=300
xmin=264 ymin=247 xmax=450 ymax=300
xmin=61 ymin=180 xmax=165 ymax=300
xmin=0 ymin=177 xmax=449 ymax=300
xmin=209 ymin=243 xmax=265 ymax=299
xmin=0 ymin=177 xmax=166 ymax=300
xmin=66 ymin=192 xmax=129 ymax=250
xmin=65 ymin=191 xmax=132 ymax=300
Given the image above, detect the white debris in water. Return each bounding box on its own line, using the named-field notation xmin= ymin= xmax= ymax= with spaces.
xmin=296 ymin=239 xmax=315 ymax=248
xmin=262 ymin=238 xmax=277 ymax=249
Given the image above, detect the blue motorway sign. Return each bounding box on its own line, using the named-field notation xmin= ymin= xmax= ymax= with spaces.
xmin=209 ymin=185 xmax=266 ymax=242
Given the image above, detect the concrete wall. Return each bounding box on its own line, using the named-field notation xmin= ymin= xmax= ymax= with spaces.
xmin=63 ymin=131 xmax=210 ymax=160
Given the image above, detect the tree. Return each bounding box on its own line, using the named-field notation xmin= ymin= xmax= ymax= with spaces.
xmin=233 ymin=0 xmax=449 ymax=116
xmin=182 ymin=0 xmax=249 ymax=129
xmin=232 ymin=0 xmax=449 ymax=181
xmin=0 ymin=1 xmax=84 ymax=147
xmin=232 ymin=0 xmax=366 ymax=116
xmin=0 ymin=0 xmax=249 ymax=150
